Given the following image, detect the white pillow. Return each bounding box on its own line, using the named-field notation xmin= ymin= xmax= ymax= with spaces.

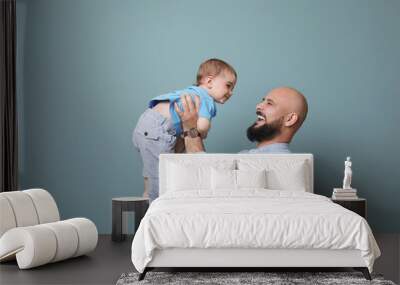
xmin=236 ymin=169 xmax=267 ymax=188
xmin=266 ymin=163 xmax=307 ymax=191
xmin=211 ymin=168 xmax=236 ymax=190
xmin=166 ymin=160 xmax=235 ymax=192
xmin=167 ymin=163 xmax=210 ymax=191
xmin=211 ymin=168 xmax=267 ymax=190
xmin=237 ymin=159 xmax=308 ymax=191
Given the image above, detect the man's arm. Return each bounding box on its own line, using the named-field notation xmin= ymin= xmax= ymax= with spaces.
xmin=197 ymin=117 xmax=211 ymax=139
xmin=174 ymin=94 xmax=205 ymax=153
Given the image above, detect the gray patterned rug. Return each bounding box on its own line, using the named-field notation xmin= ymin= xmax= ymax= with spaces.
xmin=116 ymin=271 xmax=396 ymax=285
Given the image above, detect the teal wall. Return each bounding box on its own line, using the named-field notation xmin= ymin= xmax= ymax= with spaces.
xmin=16 ymin=0 xmax=400 ymax=233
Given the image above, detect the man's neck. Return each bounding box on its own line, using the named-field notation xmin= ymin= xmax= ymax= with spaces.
xmin=256 ymin=138 xmax=290 ymax=148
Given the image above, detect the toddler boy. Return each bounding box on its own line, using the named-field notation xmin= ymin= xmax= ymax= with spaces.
xmin=132 ymin=58 xmax=237 ymax=202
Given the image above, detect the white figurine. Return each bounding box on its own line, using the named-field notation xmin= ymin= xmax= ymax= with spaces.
xmin=342 ymin=156 xmax=352 ymax=189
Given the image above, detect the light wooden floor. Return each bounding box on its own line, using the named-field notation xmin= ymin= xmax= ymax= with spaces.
xmin=0 ymin=234 xmax=399 ymax=285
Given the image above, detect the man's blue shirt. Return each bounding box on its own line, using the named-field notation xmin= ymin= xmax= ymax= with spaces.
xmin=239 ymin=143 xmax=291 ymax=154
xmin=149 ymin=86 xmax=216 ymax=136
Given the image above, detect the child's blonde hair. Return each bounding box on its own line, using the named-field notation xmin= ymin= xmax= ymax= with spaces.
xmin=196 ymin=58 xmax=237 ymax=86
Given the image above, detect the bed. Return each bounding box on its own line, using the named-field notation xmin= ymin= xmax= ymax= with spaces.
xmin=131 ymin=154 xmax=380 ymax=280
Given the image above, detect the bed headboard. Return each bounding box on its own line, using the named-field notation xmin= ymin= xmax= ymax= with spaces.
xmin=159 ymin=153 xmax=314 ymax=196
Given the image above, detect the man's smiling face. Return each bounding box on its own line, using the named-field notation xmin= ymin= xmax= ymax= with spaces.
xmin=246 ymin=91 xmax=287 ymax=142
xmin=255 ymin=95 xmax=283 ymax=127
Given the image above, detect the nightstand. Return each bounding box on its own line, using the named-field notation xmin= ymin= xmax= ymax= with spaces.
xmin=112 ymin=197 xmax=149 ymax=242
xmin=331 ymin=198 xmax=366 ymax=219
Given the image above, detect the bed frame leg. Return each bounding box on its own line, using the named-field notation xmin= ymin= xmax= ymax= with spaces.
xmin=354 ymin=267 xmax=371 ymax=280
xmin=138 ymin=268 xmax=148 ymax=281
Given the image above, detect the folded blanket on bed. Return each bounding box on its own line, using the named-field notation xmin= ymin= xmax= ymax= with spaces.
xmin=131 ymin=190 xmax=380 ymax=273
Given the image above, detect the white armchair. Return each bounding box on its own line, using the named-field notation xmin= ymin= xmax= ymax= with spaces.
xmin=0 ymin=189 xmax=98 ymax=269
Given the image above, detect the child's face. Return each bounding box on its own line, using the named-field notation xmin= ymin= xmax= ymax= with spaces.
xmin=207 ymin=71 xmax=236 ymax=104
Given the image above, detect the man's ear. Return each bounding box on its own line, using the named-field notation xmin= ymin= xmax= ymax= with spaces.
xmin=284 ymin=112 xmax=298 ymax=127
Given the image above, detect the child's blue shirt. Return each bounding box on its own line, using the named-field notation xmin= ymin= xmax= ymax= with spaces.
xmin=148 ymin=86 xmax=217 ymax=136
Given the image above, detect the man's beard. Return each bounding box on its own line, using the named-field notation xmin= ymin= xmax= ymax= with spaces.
xmin=246 ymin=117 xmax=283 ymax=143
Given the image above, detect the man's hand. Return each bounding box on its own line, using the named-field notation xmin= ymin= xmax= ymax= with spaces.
xmin=174 ymin=94 xmax=200 ymax=131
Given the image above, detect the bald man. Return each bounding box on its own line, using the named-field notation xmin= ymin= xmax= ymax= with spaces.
xmin=175 ymin=87 xmax=308 ymax=153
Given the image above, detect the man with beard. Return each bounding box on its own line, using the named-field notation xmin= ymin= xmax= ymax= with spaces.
xmin=175 ymin=87 xmax=308 ymax=153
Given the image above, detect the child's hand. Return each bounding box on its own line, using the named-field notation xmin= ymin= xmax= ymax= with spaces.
xmin=175 ymin=94 xmax=201 ymax=131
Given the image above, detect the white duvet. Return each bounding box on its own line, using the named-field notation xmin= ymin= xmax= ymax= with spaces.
xmin=131 ymin=190 xmax=380 ymax=273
